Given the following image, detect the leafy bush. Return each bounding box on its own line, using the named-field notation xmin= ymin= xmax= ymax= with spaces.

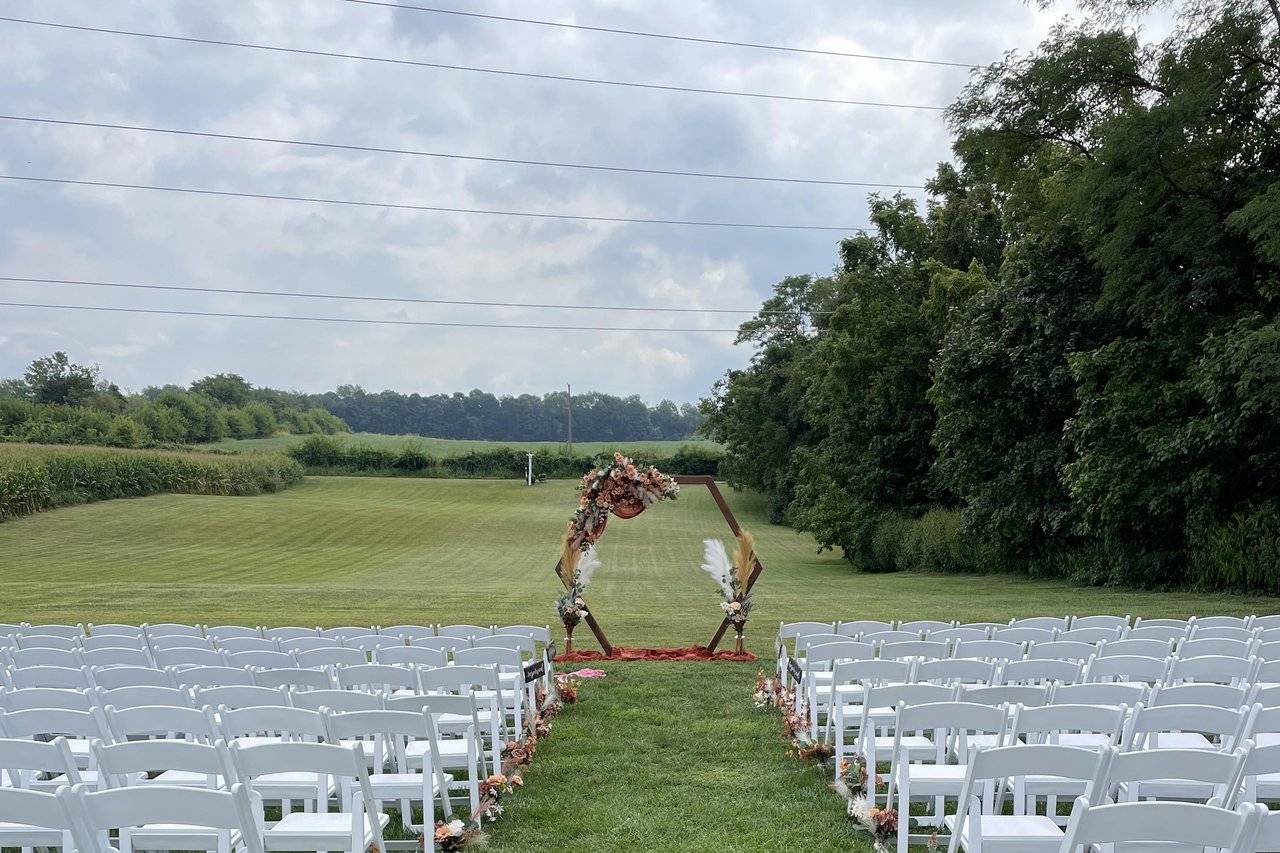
xmin=0 ymin=444 xmax=303 ymax=522
xmin=1188 ymin=504 xmax=1280 ymax=594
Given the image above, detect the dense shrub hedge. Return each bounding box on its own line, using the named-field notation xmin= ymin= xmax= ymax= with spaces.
xmin=285 ymin=435 xmax=722 ymax=479
xmin=0 ymin=444 xmax=304 ymax=522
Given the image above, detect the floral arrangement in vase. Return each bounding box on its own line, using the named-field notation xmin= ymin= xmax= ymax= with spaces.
xmin=698 ymin=530 xmax=755 ymax=651
xmin=563 ymin=452 xmax=679 ymax=554
xmin=555 ymin=544 xmax=600 ymax=652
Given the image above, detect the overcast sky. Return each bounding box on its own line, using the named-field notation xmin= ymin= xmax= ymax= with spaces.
xmin=0 ymin=0 xmax=1171 ymax=403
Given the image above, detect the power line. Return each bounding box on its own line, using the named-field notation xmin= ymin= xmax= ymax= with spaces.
xmin=0 ymin=16 xmax=950 ymax=112
xmin=0 ymin=276 xmax=833 ymax=316
xmin=0 ymin=174 xmax=871 ymax=231
xmin=342 ymin=0 xmax=978 ymax=69
xmin=0 ymin=115 xmax=927 ymax=190
xmin=0 ymin=300 xmax=745 ymax=332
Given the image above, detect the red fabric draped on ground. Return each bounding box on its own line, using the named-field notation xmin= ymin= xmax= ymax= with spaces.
xmin=553 ymin=645 xmax=757 ymax=662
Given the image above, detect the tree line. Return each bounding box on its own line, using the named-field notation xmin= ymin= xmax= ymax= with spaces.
xmin=700 ymin=1 xmax=1280 ymax=593
xmin=311 ymin=386 xmax=702 ymax=441
xmin=0 ymin=354 xmax=347 ymax=447
xmin=0 ymin=354 xmax=704 ymax=447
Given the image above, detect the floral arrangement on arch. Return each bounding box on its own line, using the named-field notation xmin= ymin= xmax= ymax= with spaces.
xmin=563 ymin=452 xmax=679 ymax=555
xmin=699 ymin=531 xmax=755 ymax=628
xmin=555 ymin=544 xmax=600 ymax=630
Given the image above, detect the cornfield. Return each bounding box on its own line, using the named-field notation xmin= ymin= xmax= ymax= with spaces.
xmin=0 ymin=443 xmax=303 ymax=522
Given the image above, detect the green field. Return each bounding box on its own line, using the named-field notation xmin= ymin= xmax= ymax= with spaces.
xmin=1 ymin=477 xmax=1274 ymax=851
xmin=211 ymin=432 xmax=721 ymax=458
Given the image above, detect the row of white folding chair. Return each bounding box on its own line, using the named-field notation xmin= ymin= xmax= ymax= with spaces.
xmin=0 ymin=691 xmax=493 ymax=819
xmin=0 ymin=741 xmax=411 ymax=853
xmin=884 ymin=707 xmax=1258 ymax=852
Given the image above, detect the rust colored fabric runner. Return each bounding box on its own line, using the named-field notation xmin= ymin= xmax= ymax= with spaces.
xmin=553 ymin=645 xmax=757 ymax=663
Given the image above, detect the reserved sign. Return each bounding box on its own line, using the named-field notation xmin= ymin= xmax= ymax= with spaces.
xmin=524 ymin=657 xmax=546 ymax=683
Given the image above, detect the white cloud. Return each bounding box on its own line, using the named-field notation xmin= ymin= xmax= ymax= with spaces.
xmin=0 ymin=0 xmax=1159 ymax=402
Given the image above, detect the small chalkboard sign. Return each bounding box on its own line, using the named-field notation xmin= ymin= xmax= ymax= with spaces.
xmin=787 ymin=657 xmax=803 ymax=687
xmin=524 ymin=657 xmax=546 ymax=684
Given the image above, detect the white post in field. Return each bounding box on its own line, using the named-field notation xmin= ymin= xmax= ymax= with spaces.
xmin=526 ymin=452 xmax=534 ymax=486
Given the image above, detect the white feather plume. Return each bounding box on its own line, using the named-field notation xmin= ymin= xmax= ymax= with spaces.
xmin=699 ymin=538 xmax=734 ymax=597
xmin=575 ymin=544 xmax=601 ymax=589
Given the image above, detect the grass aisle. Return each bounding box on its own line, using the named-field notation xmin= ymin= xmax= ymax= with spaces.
xmin=486 ymin=661 xmax=866 ymax=852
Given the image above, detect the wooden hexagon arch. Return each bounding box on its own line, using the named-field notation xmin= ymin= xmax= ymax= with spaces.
xmin=551 ymin=475 xmax=766 ymax=656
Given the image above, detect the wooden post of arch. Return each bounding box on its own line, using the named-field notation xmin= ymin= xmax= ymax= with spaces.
xmin=551 ymin=474 xmax=765 ymax=656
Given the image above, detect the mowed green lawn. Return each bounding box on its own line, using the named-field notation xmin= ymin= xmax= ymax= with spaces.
xmin=211 ymin=432 xmax=720 ymax=458
xmin=1 ymin=477 xmax=1276 ymax=851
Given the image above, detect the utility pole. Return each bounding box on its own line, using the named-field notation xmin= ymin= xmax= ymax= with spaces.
xmin=566 ymin=383 xmax=574 ymax=456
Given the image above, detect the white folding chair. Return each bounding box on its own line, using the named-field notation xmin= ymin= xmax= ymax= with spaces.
xmin=321 ymin=709 xmax=453 ymax=831
xmin=174 ymin=666 xmax=259 ymax=689
xmin=318 ymin=628 xmax=375 ymax=643
xmin=409 ymin=637 xmax=468 ymax=655
xmin=999 ymin=658 xmax=1081 ymax=686
xmin=143 ymin=623 xmax=203 ymax=640
xmin=1008 ymin=617 xmax=1070 ymax=632
xmin=79 ymin=647 xmax=153 ymax=669
xmin=87 ymin=666 xmax=174 ymax=690
xmin=0 ymin=706 xmax=110 ymax=771
xmin=376 ymin=626 xmax=437 ymax=642
xmin=79 ymin=634 xmax=147 ymax=651
xmin=1027 ymin=641 xmax=1095 ymax=662
xmin=334 ymin=664 xmax=421 ymax=696
xmin=825 ymin=658 xmax=912 ymax=747
xmin=887 ymin=701 xmax=1007 ymax=852
xmin=1097 ymin=638 xmax=1176 ymax=658
xmin=833 ymin=620 xmax=891 ymax=638
xmin=0 ymin=686 xmax=93 ymax=711
xmin=203 ymin=626 xmax=264 ymax=643
xmin=7 ymin=648 xmax=80 ymax=669
xmin=1236 ymin=742 xmax=1280 ymax=806
xmin=217 ymin=708 xmax=331 ymax=813
xmin=1058 ymin=797 xmax=1256 ymax=852
xmin=1122 ymin=702 xmax=1257 ymax=752
xmin=879 ymin=640 xmax=950 ymax=662
xmin=1057 ymin=627 xmax=1123 ymax=645
xmin=1052 ymin=682 xmax=1147 ymax=708
xmin=289 ymin=689 xmax=382 ymax=714
xmin=453 ymin=647 xmax=529 ymax=732
xmin=193 ymin=685 xmax=291 ymax=711
xmin=1103 ymin=746 xmax=1247 ymax=805
xmin=15 ymin=636 xmax=78 ymax=651
xmin=215 ymin=638 xmax=280 ymax=654
xmin=342 ymin=635 xmax=403 ymax=655
xmin=103 ymin=704 xmax=218 ymax=746
xmin=87 ymin=624 xmax=144 ymax=639
xmin=435 ymin=625 xmax=492 ymax=641
xmin=0 ymin=735 xmax=85 ymax=792
xmin=228 ymin=741 xmax=387 ymax=853
xmin=802 ymin=641 xmax=877 ymax=735
xmin=0 ymin=786 xmax=76 ymax=851
xmin=153 ymin=647 xmax=226 ymax=669
xmin=295 ymin=648 xmax=366 ymax=670
xmin=990 ymin=627 xmax=1056 ymax=645
xmin=253 ymin=669 xmax=334 ymax=691
xmin=1178 ymin=638 xmax=1259 ymax=660
xmin=149 ymin=636 xmax=215 ymax=652
xmin=914 ymin=658 xmax=997 ymax=688
xmin=93 ymin=737 xmax=229 ymax=790
xmin=279 ymin=638 xmax=336 ymax=654
xmin=954 ymin=639 xmax=1025 ymax=663
xmin=25 ymin=625 xmax=84 ymax=640
xmin=850 ymin=683 xmax=957 ymax=782
xmin=1151 ymin=681 xmax=1250 ymax=709
xmin=375 ymin=646 xmax=447 ymax=669
xmin=8 ymin=666 xmax=91 ymax=689
xmin=385 ymin=693 xmax=484 ymax=816
xmin=944 ymin=744 xmax=1111 ymax=853
xmin=94 ymin=685 xmax=194 ymax=710
xmin=417 ymin=666 xmax=504 ymax=768
xmin=225 ymin=651 xmax=296 ymax=671
xmin=61 ymin=781 xmax=264 ymax=853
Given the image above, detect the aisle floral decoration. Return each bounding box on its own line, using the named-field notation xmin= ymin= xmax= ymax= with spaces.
xmin=562 ymin=452 xmax=679 ymax=556
xmin=752 ymin=669 xmax=900 ymax=852
xmin=699 ymin=531 xmax=755 ymax=651
xmin=426 ymin=670 xmax=586 ymax=849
